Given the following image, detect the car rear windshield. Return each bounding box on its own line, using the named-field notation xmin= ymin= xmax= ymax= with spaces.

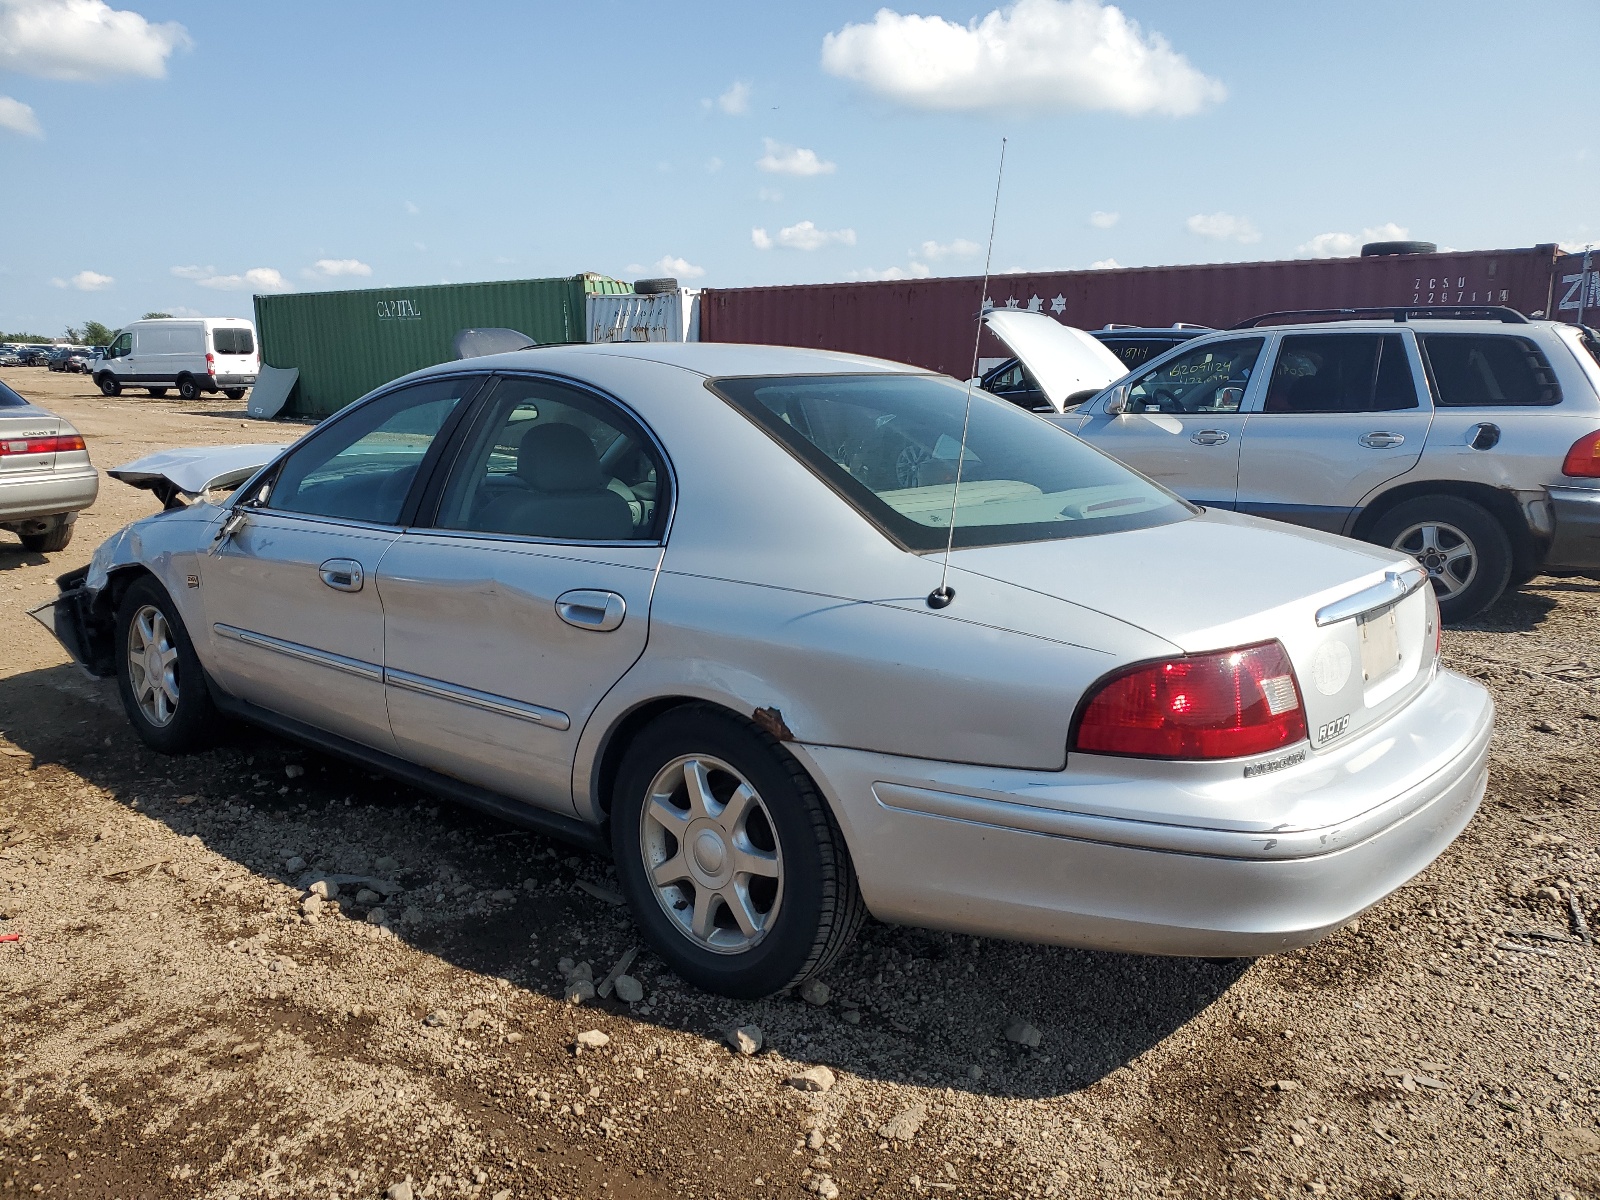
xmin=0 ymin=381 xmax=27 ymax=407
xmin=212 ymin=327 xmax=255 ymax=356
xmin=1419 ymin=334 xmax=1561 ymax=406
xmin=714 ymin=373 xmax=1194 ymax=551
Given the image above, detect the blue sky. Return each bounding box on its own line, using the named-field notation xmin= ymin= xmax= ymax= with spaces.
xmin=2 ymin=0 xmax=1596 ymax=335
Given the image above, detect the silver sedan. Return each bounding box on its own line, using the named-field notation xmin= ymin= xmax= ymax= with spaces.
xmin=1 ymin=378 xmax=98 ymax=553
xmin=33 ymin=343 xmax=1492 ymax=997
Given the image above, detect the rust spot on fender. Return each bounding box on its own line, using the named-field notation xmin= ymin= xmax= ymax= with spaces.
xmin=751 ymin=706 xmax=794 ymax=741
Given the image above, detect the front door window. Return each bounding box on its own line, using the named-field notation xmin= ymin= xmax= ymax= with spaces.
xmin=1125 ymin=338 xmax=1264 ymax=414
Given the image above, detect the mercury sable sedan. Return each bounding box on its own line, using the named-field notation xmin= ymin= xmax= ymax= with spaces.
xmin=33 ymin=343 xmax=1493 ymax=998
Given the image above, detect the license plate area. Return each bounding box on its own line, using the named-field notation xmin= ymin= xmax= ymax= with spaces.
xmin=1358 ymin=603 xmax=1401 ymax=689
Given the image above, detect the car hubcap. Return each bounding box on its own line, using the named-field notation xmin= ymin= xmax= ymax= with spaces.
xmin=126 ymin=604 xmax=180 ymax=727
xmin=639 ymin=754 xmax=782 ymax=954
xmin=1392 ymin=520 xmax=1477 ymax=598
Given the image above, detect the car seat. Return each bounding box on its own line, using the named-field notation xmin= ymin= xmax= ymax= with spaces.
xmin=475 ymin=423 xmax=635 ymax=540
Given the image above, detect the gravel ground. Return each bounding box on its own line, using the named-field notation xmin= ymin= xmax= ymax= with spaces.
xmin=2 ymin=368 xmax=1597 ymax=1200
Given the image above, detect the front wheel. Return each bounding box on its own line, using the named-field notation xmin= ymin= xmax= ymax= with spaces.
xmin=610 ymin=706 xmax=864 ymax=998
xmin=114 ymin=577 xmax=221 ymax=753
xmin=97 ymin=374 xmax=121 ymax=397
xmin=176 ymin=376 xmax=201 ymax=401
xmin=1370 ymin=495 xmax=1512 ymax=622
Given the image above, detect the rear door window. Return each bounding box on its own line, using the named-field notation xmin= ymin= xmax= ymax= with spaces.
xmin=212 ymin=327 xmax=255 ymax=356
xmin=1263 ymin=334 xmax=1418 ymax=413
xmin=1419 ymin=334 xmax=1561 ymax=406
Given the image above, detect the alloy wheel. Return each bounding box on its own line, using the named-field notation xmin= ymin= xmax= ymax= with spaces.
xmin=639 ymin=754 xmax=783 ymax=954
xmin=1392 ymin=520 xmax=1477 ymax=598
xmin=126 ymin=604 xmax=180 ymax=726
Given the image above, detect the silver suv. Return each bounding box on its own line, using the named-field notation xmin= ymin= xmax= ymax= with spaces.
xmin=1055 ymin=308 xmax=1600 ymax=620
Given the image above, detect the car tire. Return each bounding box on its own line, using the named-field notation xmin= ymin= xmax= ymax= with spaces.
xmin=632 ymin=277 xmax=678 ymax=295
xmin=19 ymin=522 xmax=73 ymax=553
xmin=147 ymin=388 xmax=168 ymax=398
xmin=97 ymin=374 xmax=121 ymax=397
xmin=176 ymin=376 xmax=201 ymax=401
xmin=1370 ymin=495 xmax=1512 ymax=622
xmin=610 ymin=705 xmax=864 ymax=998
xmin=223 ymin=388 xmax=246 ymax=401
xmin=1360 ymin=240 xmax=1439 ymax=257
xmin=114 ymin=576 xmax=221 ymax=754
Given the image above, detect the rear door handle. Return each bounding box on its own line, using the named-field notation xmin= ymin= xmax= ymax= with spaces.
xmin=556 ymin=589 xmax=626 ymax=632
xmin=1359 ymin=431 xmax=1405 ymax=448
xmin=319 ymin=558 xmax=364 ymax=592
xmin=1190 ymin=429 xmax=1229 ymax=446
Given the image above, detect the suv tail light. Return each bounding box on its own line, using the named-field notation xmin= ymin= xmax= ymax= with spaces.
xmin=1562 ymin=429 xmax=1600 ymax=477
xmin=0 ymin=434 xmax=85 ymax=456
xmin=205 ymin=351 xmax=216 ymax=377
xmin=1073 ymin=640 xmax=1307 ymax=760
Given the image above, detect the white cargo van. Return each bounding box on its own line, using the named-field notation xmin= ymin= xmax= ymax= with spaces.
xmin=95 ymin=318 xmax=260 ymax=401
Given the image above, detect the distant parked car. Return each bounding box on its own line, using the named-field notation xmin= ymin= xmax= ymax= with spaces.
xmin=980 ymin=325 xmax=1211 ymax=412
xmin=986 ymin=306 xmax=1600 ymax=620
xmin=64 ymin=348 xmax=102 ymax=374
xmin=0 ymin=377 xmax=98 ymax=552
xmin=46 ymin=347 xmax=89 ymax=372
xmin=18 ymin=346 xmax=52 ymax=366
xmin=0 ymin=350 xmax=22 ymax=367
xmin=95 ymin=317 xmax=259 ymax=400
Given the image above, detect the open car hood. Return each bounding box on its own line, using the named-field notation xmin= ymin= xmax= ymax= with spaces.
xmin=982 ymin=309 xmax=1127 ymax=412
xmin=108 ymin=443 xmax=289 ymax=508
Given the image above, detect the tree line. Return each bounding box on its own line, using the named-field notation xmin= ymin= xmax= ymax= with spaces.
xmin=2 ymin=313 xmax=173 ymax=346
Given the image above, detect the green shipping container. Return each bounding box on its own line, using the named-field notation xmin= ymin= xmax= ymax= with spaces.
xmin=254 ymin=274 xmax=628 ymax=418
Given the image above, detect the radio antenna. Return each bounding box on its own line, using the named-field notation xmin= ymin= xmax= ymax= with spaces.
xmin=928 ymin=135 xmax=1006 ymax=610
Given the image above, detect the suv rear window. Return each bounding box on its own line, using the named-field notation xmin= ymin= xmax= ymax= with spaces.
xmin=212 ymin=327 xmax=255 ymax=356
xmin=1420 ymin=334 xmax=1561 ymax=407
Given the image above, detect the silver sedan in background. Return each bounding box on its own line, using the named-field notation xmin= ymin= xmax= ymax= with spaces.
xmin=1 ymin=378 xmax=97 ymax=553
xmin=35 ymin=343 xmax=1491 ymax=997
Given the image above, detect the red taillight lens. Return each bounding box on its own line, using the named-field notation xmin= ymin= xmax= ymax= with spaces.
xmin=0 ymin=434 xmax=86 ymax=456
xmin=1563 ymin=429 xmax=1600 ymax=478
xmin=205 ymin=351 xmax=216 ymax=376
xmin=1073 ymin=640 xmax=1307 ymax=760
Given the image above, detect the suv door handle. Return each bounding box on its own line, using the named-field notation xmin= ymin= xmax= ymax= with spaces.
xmin=1190 ymin=429 xmax=1229 ymax=446
xmin=1359 ymin=431 xmax=1406 ymax=449
xmin=556 ymin=589 xmax=626 ymax=632
xmin=318 ymin=558 xmax=364 ymax=592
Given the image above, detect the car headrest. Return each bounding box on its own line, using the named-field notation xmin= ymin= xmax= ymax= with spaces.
xmin=517 ymin=422 xmax=607 ymax=493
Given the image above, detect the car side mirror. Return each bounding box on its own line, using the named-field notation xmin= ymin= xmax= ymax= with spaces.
xmin=1105 ymin=384 xmax=1131 ymax=415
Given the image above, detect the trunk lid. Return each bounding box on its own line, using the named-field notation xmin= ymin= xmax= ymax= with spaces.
xmin=981 ymin=310 xmax=1127 ymax=412
xmin=0 ymin=409 xmax=62 ymax=473
xmin=950 ymin=508 xmax=1437 ymax=754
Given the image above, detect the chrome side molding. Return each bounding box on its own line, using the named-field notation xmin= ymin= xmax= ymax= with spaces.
xmin=383 ymin=667 xmax=571 ymax=731
xmin=213 ymin=623 xmax=383 ymax=682
xmin=1314 ymin=566 xmax=1429 ymax=627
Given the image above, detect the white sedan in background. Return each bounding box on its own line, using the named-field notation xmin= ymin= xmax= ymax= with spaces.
xmin=34 ymin=342 xmax=1491 ymax=997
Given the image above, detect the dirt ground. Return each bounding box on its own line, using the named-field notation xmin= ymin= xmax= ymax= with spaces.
xmin=2 ymin=366 xmax=1598 ymax=1200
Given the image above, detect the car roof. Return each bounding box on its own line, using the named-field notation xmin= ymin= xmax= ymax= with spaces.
xmin=413 ymin=340 xmax=936 ymax=382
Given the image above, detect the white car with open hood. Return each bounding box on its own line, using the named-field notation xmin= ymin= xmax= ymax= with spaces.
xmin=32 ymin=341 xmax=1491 ymax=998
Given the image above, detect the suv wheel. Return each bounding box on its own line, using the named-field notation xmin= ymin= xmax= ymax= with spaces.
xmin=97 ymin=374 xmax=121 ymax=397
xmin=114 ymin=577 xmax=221 ymax=753
xmin=610 ymin=706 xmax=864 ymax=998
xmin=1370 ymin=496 xmax=1512 ymax=622
xmin=176 ymin=376 xmax=201 ymax=401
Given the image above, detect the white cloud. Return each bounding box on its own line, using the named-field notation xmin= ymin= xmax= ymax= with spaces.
xmin=846 ymin=263 xmax=933 ymax=281
xmin=1089 ymin=210 xmax=1119 ymax=229
xmin=0 ymin=94 xmax=41 ymax=136
xmin=751 ymin=221 xmax=856 ymax=252
xmin=647 ymin=254 xmax=705 ymax=280
xmin=303 ymin=258 xmax=373 ymax=279
xmin=757 ymin=138 xmax=836 ymax=176
xmin=172 ymin=264 xmax=290 ymax=291
xmin=1296 ymin=222 xmax=1409 ymax=258
xmin=50 ymin=269 xmax=113 ymax=290
xmin=0 ymin=0 xmax=190 ymax=81
xmin=1089 ymin=257 xmax=1121 ymax=269
xmin=715 ymin=80 xmax=750 ymax=115
xmin=757 ymin=187 xmax=784 ymax=203
xmin=820 ymin=0 xmax=1224 ymax=116
xmin=917 ymin=238 xmax=980 ymax=260
xmin=1186 ymin=212 xmax=1260 ymax=243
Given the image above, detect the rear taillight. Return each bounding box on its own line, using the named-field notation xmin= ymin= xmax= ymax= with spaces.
xmin=1073 ymin=640 xmax=1307 ymax=760
xmin=0 ymin=434 xmax=85 ymax=456
xmin=1562 ymin=429 xmax=1600 ymax=477
xmin=205 ymin=352 xmax=216 ymax=377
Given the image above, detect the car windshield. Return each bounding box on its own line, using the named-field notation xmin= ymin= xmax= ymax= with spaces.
xmin=714 ymin=373 xmax=1194 ymax=550
xmin=0 ymin=380 xmax=30 ymax=407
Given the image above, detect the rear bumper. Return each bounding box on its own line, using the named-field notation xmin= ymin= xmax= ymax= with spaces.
xmin=0 ymin=467 xmax=98 ymax=522
xmin=796 ymin=669 xmax=1492 ymax=957
xmin=213 ymin=374 xmax=256 ymax=388
xmin=1543 ymin=485 xmax=1600 ymax=572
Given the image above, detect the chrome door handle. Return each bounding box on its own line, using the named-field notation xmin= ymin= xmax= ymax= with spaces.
xmin=556 ymin=589 xmax=626 ymax=632
xmin=318 ymin=558 xmax=364 ymax=592
xmin=1190 ymin=429 xmax=1229 ymax=446
xmin=1359 ymin=431 xmax=1405 ymax=448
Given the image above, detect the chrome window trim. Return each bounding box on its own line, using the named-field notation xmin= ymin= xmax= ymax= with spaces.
xmin=398 ymin=525 xmax=664 ymax=552
xmin=383 ymin=667 xmax=571 ymax=731
xmin=213 ymin=623 xmax=383 ymax=682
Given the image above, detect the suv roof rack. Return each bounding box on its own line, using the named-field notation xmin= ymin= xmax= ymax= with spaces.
xmin=1232 ymin=305 xmax=1531 ymax=329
